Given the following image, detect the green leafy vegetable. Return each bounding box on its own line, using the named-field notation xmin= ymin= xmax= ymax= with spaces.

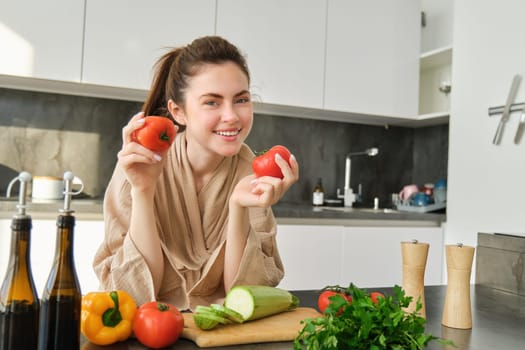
xmin=294 ymin=284 xmax=455 ymax=350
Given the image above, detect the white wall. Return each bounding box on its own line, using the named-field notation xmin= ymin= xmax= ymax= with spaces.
xmin=447 ymin=0 xmax=525 ymax=251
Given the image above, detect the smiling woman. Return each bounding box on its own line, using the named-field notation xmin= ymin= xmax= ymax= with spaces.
xmin=94 ymin=36 xmax=299 ymax=310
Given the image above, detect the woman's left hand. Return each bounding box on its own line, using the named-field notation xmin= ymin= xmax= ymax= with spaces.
xmin=231 ymin=153 xmax=299 ymax=208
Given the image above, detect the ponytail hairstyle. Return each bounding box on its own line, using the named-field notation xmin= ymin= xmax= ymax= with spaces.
xmin=142 ymin=36 xmax=250 ymax=132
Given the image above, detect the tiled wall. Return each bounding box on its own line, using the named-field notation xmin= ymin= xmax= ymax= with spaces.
xmin=0 ymin=88 xmax=448 ymax=206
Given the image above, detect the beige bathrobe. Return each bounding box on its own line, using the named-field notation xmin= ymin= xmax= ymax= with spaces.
xmin=93 ymin=133 xmax=284 ymax=310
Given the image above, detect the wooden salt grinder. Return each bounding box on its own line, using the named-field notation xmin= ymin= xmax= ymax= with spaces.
xmin=401 ymin=240 xmax=429 ymax=318
xmin=442 ymin=243 xmax=475 ymax=329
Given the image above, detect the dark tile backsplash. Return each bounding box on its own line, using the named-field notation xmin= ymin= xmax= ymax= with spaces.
xmin=0 ymin=88 xmax=448 ymax=206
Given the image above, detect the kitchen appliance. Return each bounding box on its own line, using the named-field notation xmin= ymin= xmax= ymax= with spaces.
xmin=6 ymin=174 xmax=84 ymax=201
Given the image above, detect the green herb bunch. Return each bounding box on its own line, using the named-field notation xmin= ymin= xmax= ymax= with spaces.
xmin=294 ymin=284 xmax=454 ymax=350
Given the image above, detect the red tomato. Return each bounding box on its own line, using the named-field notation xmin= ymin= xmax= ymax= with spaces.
xmin=132 ymin=116 xmax=177 ymax=152
xmin=252 ymin=145 xmax=292 ymax=179
xmin=370 ymin=291 xmax=384 ymax=305
xmin=133 ymin=301 xmax=184 ymax=349
xmin=318 ymin=290 xmax=352 ymax=314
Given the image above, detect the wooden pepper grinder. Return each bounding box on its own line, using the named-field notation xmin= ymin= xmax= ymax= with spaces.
xmin=442 ymin=243 xmax=475 ymax=329
xmin=401 ymin=239 xmax=429 ymax=318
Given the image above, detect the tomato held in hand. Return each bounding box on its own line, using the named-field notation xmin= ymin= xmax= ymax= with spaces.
xmin=252 ymin=145 xmax=291 ymax=179
xmin=318 ymin=290 xmax=352 ymax=314
xmin=370 ymin=291 xmax=384 ymax=305
xmin=133 ymin=301 xmax=184 ymax=349
xmin=132 ymin=116 xmax=177 ymax=152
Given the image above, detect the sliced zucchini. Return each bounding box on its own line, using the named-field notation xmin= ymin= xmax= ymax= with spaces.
xmin=224 ymin=285 xmax=299 ymax=321
xmin=210 ymin=304 xmax=244 ymax=323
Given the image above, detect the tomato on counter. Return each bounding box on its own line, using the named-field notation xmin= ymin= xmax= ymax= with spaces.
xmin=133 ymin=301 xmax=184 ymax=349
xmin=370 ymin=291 xmax=385 ymax=305
xmin=318 ymin=290 xmax=352 ymax=314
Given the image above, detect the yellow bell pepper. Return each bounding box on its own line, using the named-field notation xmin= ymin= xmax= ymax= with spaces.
xmin=81 ymin=290 xmax=137 ymax=346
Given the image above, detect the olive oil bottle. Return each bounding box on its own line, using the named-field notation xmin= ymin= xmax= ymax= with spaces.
xmin=0 ymin=171 xmax=40 ymax=350
xmin=38 ymin=172 xmax=82 ymax=350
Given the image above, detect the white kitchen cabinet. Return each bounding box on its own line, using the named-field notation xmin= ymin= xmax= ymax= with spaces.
xmin=82 ymin=0 xmax=216 ymax=90
xmin=0 ymin=219 xmax=11 ymax=285
xmin=0 ymin=0 xmax=84 ymax=81
xmin=276 ymin=224 xmax=344 ymax=290
xmin=418 ymin=0 xmax=453 ymax=118
xmin=419 ymin=47 xmax=452 ymax=116
xmin=340 ymin=226 xmax=444 ymax=288
xmin=324 ymin=0 xmax=420 ymax=118
xmin=0 ymin=218 xmax=105 ymax=296
xmin=276 ymin=223 xmax=444 ymax=290
xmin=420 ymin=0 xmax=454 ymax=54
xmin=216 ymin=0 xmax=326 ymax=109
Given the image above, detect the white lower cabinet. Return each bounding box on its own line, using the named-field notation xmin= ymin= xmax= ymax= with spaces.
xmin=276 ymin=225 xmax=344 ymax=290
xmin=340 ymin=226 xmax=444 ymax=288
xmin=276 ymin=224 xmax=444 ymax=290
xmin=0 ymin=218 xmax=105 ymax=296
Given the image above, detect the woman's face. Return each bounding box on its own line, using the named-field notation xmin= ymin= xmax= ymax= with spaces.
xmin=176 ymin=61 xmax=253 ymax=158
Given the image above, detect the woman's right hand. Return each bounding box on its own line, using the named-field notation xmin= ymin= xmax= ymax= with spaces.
xmin=117 ymin=112 xmax=169 ymax=193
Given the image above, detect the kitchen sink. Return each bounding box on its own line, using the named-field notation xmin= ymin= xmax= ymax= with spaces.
xmin=315 ymin=206 xmax=398 ymax=214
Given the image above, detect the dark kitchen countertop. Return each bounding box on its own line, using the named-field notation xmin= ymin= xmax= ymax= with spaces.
xmin=0 ymin=197 xmax=104 ymax=220
xmin=0 ymin=199 xmax=445 ymax=226
xmin=272 ymin=202 xmax=446 ymax=226
xmin=80 ymin=285 xmax=524 ymax=350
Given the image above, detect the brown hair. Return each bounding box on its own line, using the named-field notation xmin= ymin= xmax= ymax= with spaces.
xmin=142 ymin=36 xmax=250 ymax=131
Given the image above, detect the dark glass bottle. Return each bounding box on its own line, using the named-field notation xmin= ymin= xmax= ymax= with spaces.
xmin=38 ymin=172 xmax=82 ymax=350
xmin=0 ymin=172 xmax=39 ymax=350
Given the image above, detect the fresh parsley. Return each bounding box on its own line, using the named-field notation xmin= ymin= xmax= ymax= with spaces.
xmin=294 ymin=284 xmax=455 ymax=350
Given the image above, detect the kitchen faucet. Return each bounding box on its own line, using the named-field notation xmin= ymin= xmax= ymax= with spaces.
xmin=337 ymin=147 xmax=379 ymax=207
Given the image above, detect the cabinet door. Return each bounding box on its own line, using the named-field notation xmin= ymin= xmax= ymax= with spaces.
xmin=83 ymin=0 xmax=216 ymax=90
xmin=324 ymin=0 xmax=420 ymax=117
xmin=0 ymin=219 xmax=12 ymax=283
xmin=216 ymin=0 xmax=326 ymax=109
xmin=340 ymin=226 xmax=444 ymax=288
xmin=0 ymin=219 xmax=105 ymax=296
xmin=0 ymin=0 xmax=84 ymax=81
xmin=73 ymin=220 xmax=106 ymax=293
xmin=276 ymin=224 xmax=343 ymax=290
xmin=420 ymin=0 xmax=454 ymax=53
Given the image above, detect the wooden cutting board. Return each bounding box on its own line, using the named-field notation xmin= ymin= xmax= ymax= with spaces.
xmin=181 ymin=307 xmax=321 ymax=347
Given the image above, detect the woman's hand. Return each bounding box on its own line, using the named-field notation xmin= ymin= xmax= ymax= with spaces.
xmin=231 ymin=153 xmax=299 ymax=209
xmin=117 ymin=112 xmax=172 ymax=193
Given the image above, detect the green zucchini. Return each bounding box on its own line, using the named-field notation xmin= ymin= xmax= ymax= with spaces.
xmin=193 ymin=306 xmax=232 ymax=330
xmin=210 ymin=304 xmax=244 ymax=323
xmin=224 ymin=285 xmax=299 ymax=321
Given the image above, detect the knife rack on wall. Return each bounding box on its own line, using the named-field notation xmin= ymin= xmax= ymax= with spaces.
xmin=489 ymin=101 xmax=525 ymax=145
xmin=488 ymin=73 xmax=525 ymax=145
xmin=488 ymin=102 xmax=525 ymax=116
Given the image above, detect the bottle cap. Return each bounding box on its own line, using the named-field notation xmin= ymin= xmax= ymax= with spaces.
xmin=59 ymin=171 xmax=83 ymax=214
xmin=6 ymin=171 xmax=32 ymax=218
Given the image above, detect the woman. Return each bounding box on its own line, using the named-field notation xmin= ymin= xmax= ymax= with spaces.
xmin=93 ymin=36 xmax=299 ymax=310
